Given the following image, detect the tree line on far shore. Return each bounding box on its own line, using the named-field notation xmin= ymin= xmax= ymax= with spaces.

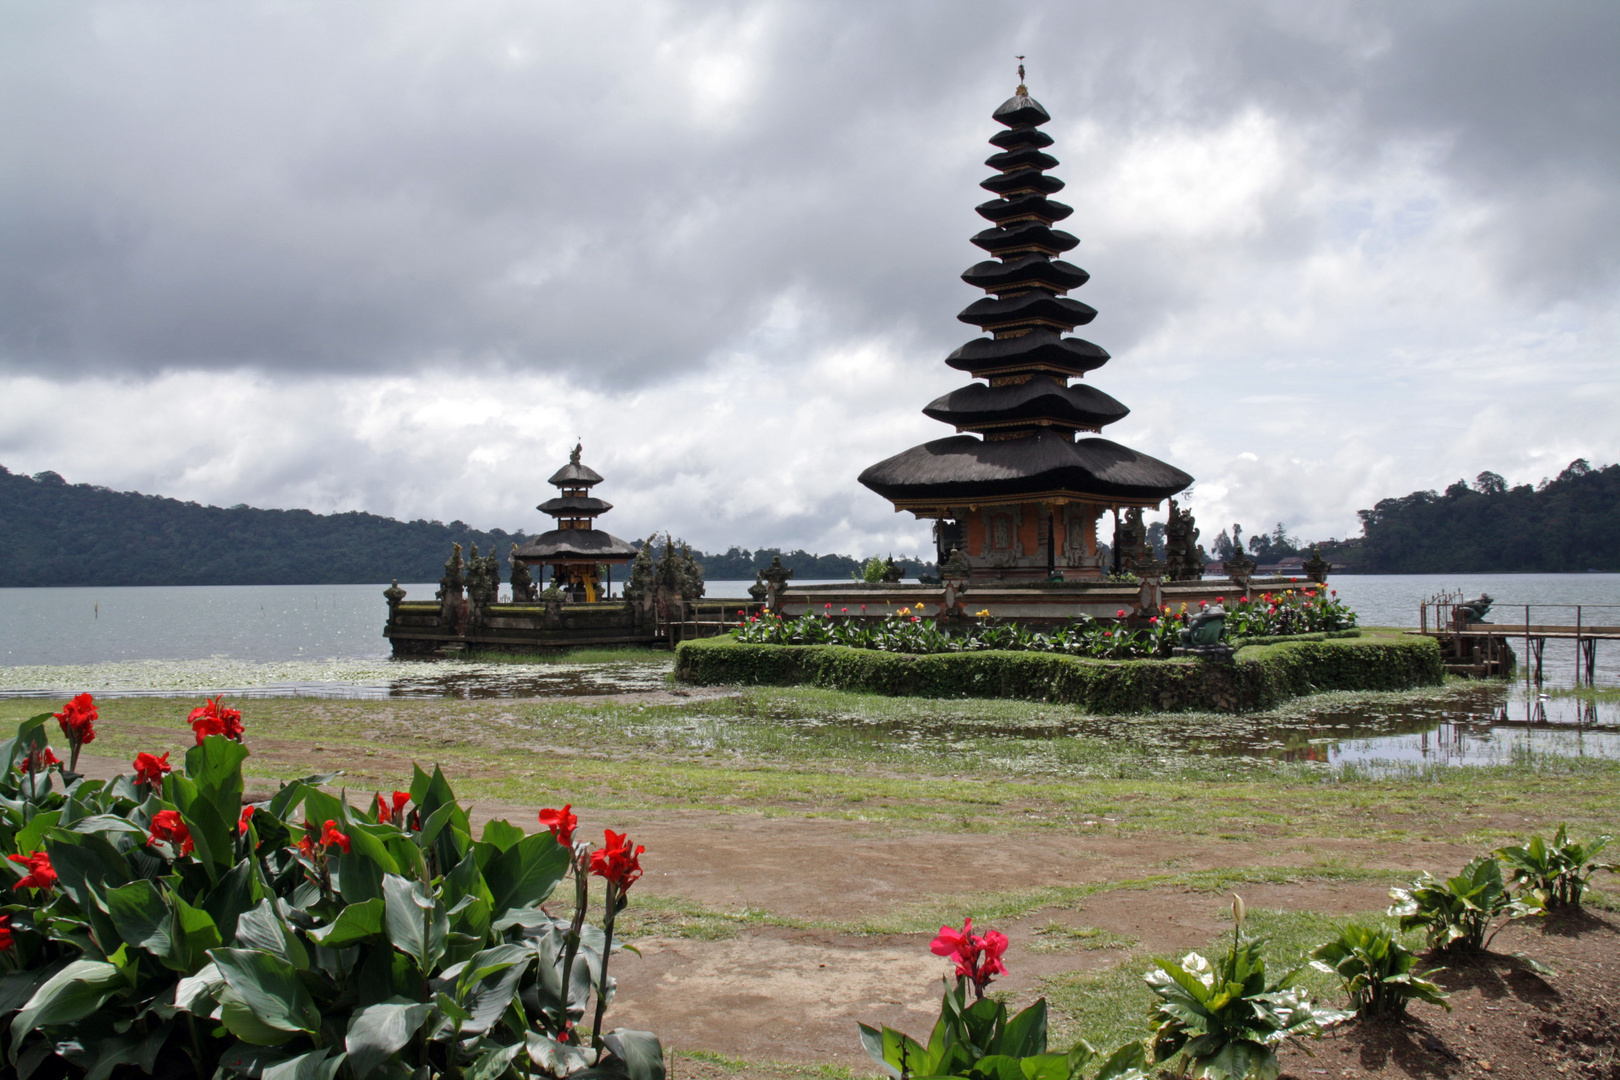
xmin=3 ymin=458 xmax=1613 ymax=587
xmin=0 ymin=466 xmax=931 ymax=587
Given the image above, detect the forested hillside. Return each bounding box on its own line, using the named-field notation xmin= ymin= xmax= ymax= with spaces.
xmin=0 ymin=467 xmax=933 ymax=587
xmin=0 ymin=467 xmax=533 ymax=586
xmin=1353 ymin=459 xmax=1620 ymax=572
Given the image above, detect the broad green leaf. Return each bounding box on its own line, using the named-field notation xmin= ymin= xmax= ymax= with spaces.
xmin=173 ymin=961 xmax=223 ymax=1013
xmin=13 ymin=811 xmax=61 ymax=855
xmin=42 ymin=830 xmax=130 ymax=906
xmin=603 ymin=1029 xmax=665 ymax=1080
xmin=344 ymin=821 xmax=402 ymax=874
xmin=264 ymin=1049 xmax=348 ymax=1080
xmin=467 ymin=1043 xmax=525 ymax=1080
xmin=345 ymin=1000 xmax=433 ymax=1080
xmin=1019 ymin=1052 xmax=1071 ymax=1080
xmin=185 ymin=734 xmax=249 ymax=812
xmin=483 ymin=830 xmax=569 ymax=915
xmin=480 ymin=819 xmax=525 ymax=852
xmin=170 ymin=893 xmax=223 ymax=973
xmin=526 ymin=1031 xmax=593 ymax=1074
xmin=382 ymin=873 xmax=448 ymax=972
xmin=236 ymin=900 xmax=311 ymax=970
xmin=9 ymin=960 xmax=123 ymax=1055
xmin=203 ymin=857 xmax=264 ymax=946
xmin=310 ymin=897 xmax=386 ymax=948
xmin=1000 ymin=999 xmax=1047 ymax=1058
xmin=100 ymin=880 xmax=174 ymax=963
xmin=66 ymin=813 xmax=150 ymax=839
xmin=458 ymin=948 xmax=532 ymax=1035
xmin=337 ymin=850 xmax=386 ymax=904
xmin=209 ymin=948 xmax=322 ymax=1037
xmin=219 ymin=985 xmax=302 ymax=1047
xmin=0 ymin=962 xmax=68 ymax=1017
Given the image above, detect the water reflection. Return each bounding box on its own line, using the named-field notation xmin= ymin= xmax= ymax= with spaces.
xmin=749 ymin=682 xmax=1620 ymax=773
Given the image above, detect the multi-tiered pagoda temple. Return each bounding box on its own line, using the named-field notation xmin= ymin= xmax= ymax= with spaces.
xmin=514 ymin=444 xmax=638 ymax=601
xmin=859 ymin=79 xmax=1192 ymax=581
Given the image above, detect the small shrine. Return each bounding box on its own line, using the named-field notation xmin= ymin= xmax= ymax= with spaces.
xmin=859 ymin=72 xmax=1193 ymax=581
xmin=513 ymin=443 xmax=638 ymax=601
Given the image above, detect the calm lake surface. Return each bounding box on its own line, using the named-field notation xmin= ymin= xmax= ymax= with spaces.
xmin=2 ymin=574 xmax=1617 ymax=775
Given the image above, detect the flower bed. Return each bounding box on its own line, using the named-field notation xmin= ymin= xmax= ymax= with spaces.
xmin=0 ymin=696 xmax=663 ymax=1080
xmin=730 ymin=585 xmax=1354 ymax=661
xmin=674 ymin=634 xmax=1443 ymax=714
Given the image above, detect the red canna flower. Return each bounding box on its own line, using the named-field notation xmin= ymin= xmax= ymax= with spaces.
xmin=539 ymin=804 xmax=578 ymax=846
xmin=1116 ymin=609 xmax=1126 ymax=618
xmin=297 ymin=830 xmax=316 ymax=858
xmin=930 ymin=916 xmax=1009 ymax=998
xmin=375 ymin=790 xmax=410 ymax=825
xmin=132 ymin=752 xmax=171 ymax=787
xmin=589 ymin=829 xmax=644 ymax=893
xmin=9 ymin=850 xmax=56 ymax=892
xmin=148 ymin=809 xmax=195 ymax=855
xmin=240 ymin=805 xmax=256 ymax=833
xmin=1149 ymin=617 xmax=1159 ymax=625
xmin=320 ymin=820 xmax=351 ymax=854
xmin=54 ymin=694 xmax=98 ymax=762
xmin=188 ymin=695 xmax=244 ymax=744
xmin=0 ymin=913 xmax=13 ymax=951
xmin=16 ymin=747 xmax=61 ymax=774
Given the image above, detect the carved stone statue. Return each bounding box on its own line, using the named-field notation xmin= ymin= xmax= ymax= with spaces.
xmin=940 ymin=547 xmax=973 ymax=580
xmin=759 ymin=554 xmax=793 ymax=611
xmin=624 ymin=544 xmax=656 ymax=605
xmin=509 ymin=545 xmax=537 ymax=602
xmin=1454 ymin=593 xmax=1494 ymax=626
xmin=1117 ymin=508 xmax=1148 ymax=574
xmin=383 ymin=580 xmax=406 ymax=612
xmin=1224 ymin=549 xmax=1257 ymax=595
xmin=436 ymin=542 xmax=467 ymax=634
xmin=1174 ymin=602 xmax=1232 ymax=660
xmin=880 ymin=556 xmax=904 ymax=583
xmin=1162 ymin=500 xmax=1204 ymax=582
xmin=1302 ymin=547 xmax=1331 ymax=585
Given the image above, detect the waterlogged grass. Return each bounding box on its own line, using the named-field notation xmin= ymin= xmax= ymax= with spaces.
xmin=1041 ymin=906 xmax=1427 ymax=1052
xmin=4 ymin=689 xmax=1617 ymax=845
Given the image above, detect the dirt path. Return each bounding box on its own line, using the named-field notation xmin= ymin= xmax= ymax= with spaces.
xmin=68 ymin=751 xmax=1618 ymax=1077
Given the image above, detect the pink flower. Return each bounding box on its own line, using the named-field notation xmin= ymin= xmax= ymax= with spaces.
xmin=1116 ymin=609 xmax=1126 ymax=618
xmin=930 ymin=917 xmax=1009 ymax=998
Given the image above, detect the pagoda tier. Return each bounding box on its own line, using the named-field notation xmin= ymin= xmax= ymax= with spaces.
xmin=858 ymin=79 xmax=1191 ymax=579
xmin=922 ymin=376 xmax=1128 ymax=433
xmin=514 ymin=443 xmax=637 ymax=601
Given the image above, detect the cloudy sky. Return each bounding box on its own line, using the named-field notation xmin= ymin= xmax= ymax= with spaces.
xmin=2 ymin=0 xmax=1616 ymax=557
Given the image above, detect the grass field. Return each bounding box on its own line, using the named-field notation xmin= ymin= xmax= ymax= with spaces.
xmin=4 ymin=673 xmax=1615 ymax=1072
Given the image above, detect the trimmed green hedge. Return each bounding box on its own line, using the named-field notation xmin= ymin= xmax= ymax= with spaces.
xmin=673 ymin=634 xmax=1443 ymax=714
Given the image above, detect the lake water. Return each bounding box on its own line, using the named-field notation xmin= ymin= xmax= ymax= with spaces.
xmin=2 ymin=574 xmax=1617 ymax=774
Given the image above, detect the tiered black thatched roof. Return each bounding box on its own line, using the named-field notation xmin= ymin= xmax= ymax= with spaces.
xmin=859 ymin=82 xmax=1191 ymax=509
xmin=514 ymin=444 xmax=638 ymax=564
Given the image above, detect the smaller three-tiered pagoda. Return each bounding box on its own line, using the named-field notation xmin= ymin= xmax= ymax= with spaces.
xmin=513 ymin=444 xmax=638 ymax=601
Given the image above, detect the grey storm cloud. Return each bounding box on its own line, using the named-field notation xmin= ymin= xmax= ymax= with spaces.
xmin=2 ymin=0 xmax=1616 ymax=387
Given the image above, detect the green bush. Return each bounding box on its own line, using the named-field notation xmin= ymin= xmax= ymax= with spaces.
xmin=1144 ymin=898 xmax=1348 ymax=1080
xmin=0 ymin=703 xmax=662 ymax=1080
xmin=674 ymin=635 xmax=1443 ymax=714
xmin=1495 ymin=824 xmax=1614 ymax=909
xmin=1388 ymin=856 xmax=1542 ymax=954
xmin=1308 ymin=924 xmax=1448 ymax=1018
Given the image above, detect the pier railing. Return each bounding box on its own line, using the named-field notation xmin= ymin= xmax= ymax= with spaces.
xmin=1417 ymin=601 xmax=1620 ymax=685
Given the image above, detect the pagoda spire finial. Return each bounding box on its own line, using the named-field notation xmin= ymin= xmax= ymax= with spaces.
xmin=1015 ymin=55 xmax=1027 ymax=96
xmin=570 ymin=441 xmax=581 ymax=465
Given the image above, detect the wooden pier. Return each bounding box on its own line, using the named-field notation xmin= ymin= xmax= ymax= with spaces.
xmin=1414 ymin=602 xmax=1620 ymax=684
